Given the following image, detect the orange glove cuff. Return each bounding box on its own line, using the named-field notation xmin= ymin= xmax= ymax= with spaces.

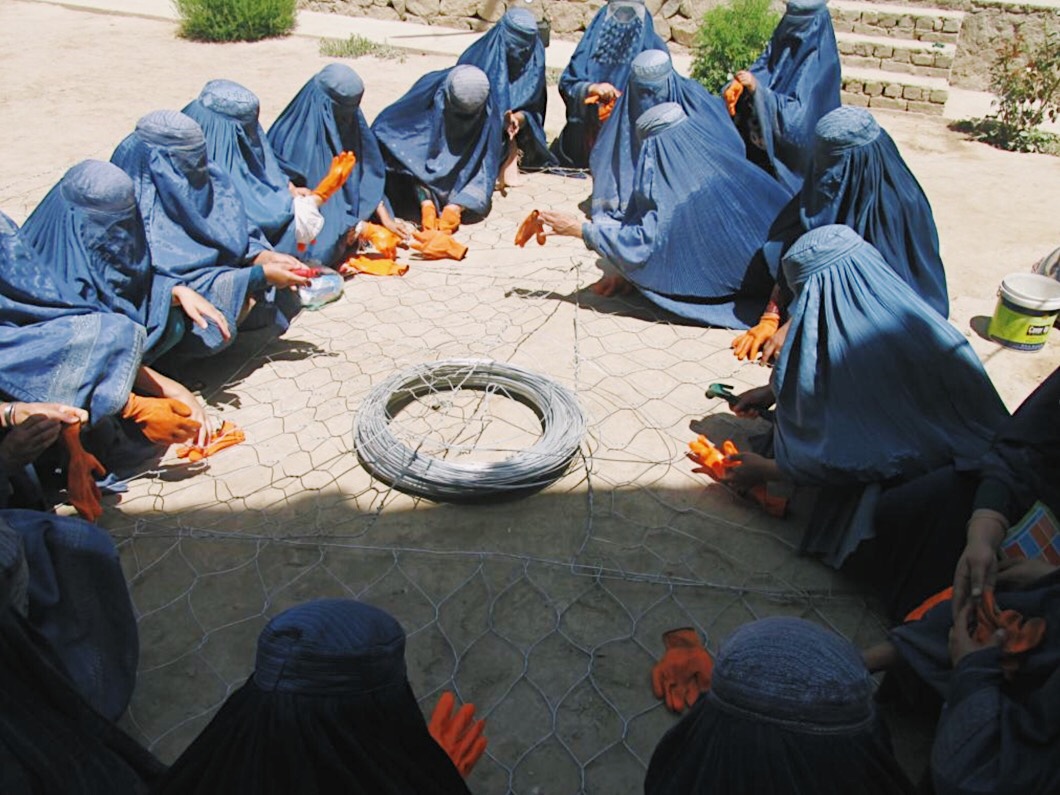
xmin=439 ymin=206 xmax=462 ymax=234
xmin=421 ymin=202 xmax=439 ymax=231
xmin=514 ymin=210 xmax=546 ymax=247
xmin=340 ymin=255 xmax=409 ymax=277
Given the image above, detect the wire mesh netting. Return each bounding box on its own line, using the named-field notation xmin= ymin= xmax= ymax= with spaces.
xmin=95 ymin=171 xmax=890 ymax=793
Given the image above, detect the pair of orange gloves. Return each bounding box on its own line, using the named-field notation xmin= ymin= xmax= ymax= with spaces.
xmin=905 ymin=587 xmax=1047 ymax=677
xmin=63 ymin=396 xmax=243 ymax=520
xmin=413 ymin=203 xmax=467 ymax=260
xmin=687 ymin=435 xmax=787 ymax=517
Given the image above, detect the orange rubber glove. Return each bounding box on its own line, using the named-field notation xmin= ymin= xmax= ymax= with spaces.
xmin=585 ymin=92 xmax=620 ymax=123
xmin=651 ymin=628 xmax=713 ymax=713
xmin=514 ymin=210 xmax=546 ymax=248
xmin=359 ymin=222 xmax=401 ymax=259
xmin=724 ymin=79 xmax=743 ymax=117
xmin=689 ymin=436 xmax=788 ymax=517
xmin=904 ymin=586 xmax=955 ymax=623
xmin=61 ymin=424 xmax=105 ymax=521
xmin=688 ymin=436 xmax=740 ymax=482
xmin=175 ymin=420 xmax=245 ymax=463
xmin=411 ymin=229 xmax=468 ymax=261
xmin=121 ymin=394 xmax=201 ymax=445
xmin=978 ymin=589 xmax=1047 ymax=673
xmin=439 ymin=206 xmax=462 ymax=234
xmin=731 ymin=312 xmax=780 ymax=361
xmin=421 ymin=202 xmax=439 ymax=231
xmin=312 ymin=151 xmax=357 ymax=204
xmin=338 ymin=255 xmax=409 ymax=277
xmin=429 ymin=691 xmax=488 ymax=778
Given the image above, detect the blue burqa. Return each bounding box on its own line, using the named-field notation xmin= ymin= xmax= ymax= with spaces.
xmin=0 ymin=209 xmax=143 ymax=424
xmin=2 ymin=509 xmax=138 ymax=721
xmin=550 ymin=0 xmax=668 ymax=168
xmin=581 ymin=103 xmax=792 ymax=328
xmin=773 ymin=225 xmax=1008 ymax=565
xmin=268 ymin=64 xmax=388 ymax=266
xmin=457 ymin=8 xmax=553 ymax=168
xmin=590 ymin=49 xmax=746 ymax=221
xmin=111 ymin=110 xmax=271 ymax=357
xmin=743 ymin=0 xmax=841 ymax=192
xmin=765 ymin=106 xmax=950 ymax=317
xmin=183 ymin=79 xmax=297 ymax=254
xmin=373 ymin=65 xmax=502 ymax=220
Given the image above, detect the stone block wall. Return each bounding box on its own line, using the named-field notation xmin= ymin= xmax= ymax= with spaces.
xmin=301 ymin=0 xmax=739 ymax=47
xmin=841 ymin=76 xmax=948 ymax=114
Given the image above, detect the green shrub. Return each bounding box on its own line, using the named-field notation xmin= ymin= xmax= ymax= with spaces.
xmin=691 ymin=0 xmax=779 ymax=94
xmin=954 ymin=29 xmax=1060 ymax=155
xmin=175 ymin=0 xmax=297 ymax=42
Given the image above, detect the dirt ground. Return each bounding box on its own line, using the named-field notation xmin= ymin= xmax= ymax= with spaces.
xmin=2 ymin=1 xmax=1059 ymax=792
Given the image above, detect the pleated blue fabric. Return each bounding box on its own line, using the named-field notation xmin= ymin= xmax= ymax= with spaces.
xmin=268 ymin=64 xmax=389 ymax=266
xmin=590 ymin=49 xmax=746 ymax=221
xmin=582 ymin=103 xmax=791 ymax=328
xmin=745 ymin=0 xmax=841 ymax=191
xmin=550 ymin=0 xmax=669 ymax=168
xmin=2 ymin=509 xmax=138 ymax=721
xmin=111 ymin=110 xmax=270 ymax=356
xmin=765 ymin=106 xmax=949 ymax=317
xmin=183 ymin=79 xmax=297 ymax=253
xmin=154 ymin=599 xmax=473 ymax=794
xmin=373 ymin=65 xmax=502 ymax=219
xmin=773 ymin=225 xmax=1008 ymax=564
xmin=0 ymin=209 xmax=143 ymax=424
xmin=457 ymin=8 xmax=553 ymax=168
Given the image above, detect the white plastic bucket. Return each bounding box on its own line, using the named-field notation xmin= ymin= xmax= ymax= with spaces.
xmin=988 ymin=273 xmax=1060 ymax=352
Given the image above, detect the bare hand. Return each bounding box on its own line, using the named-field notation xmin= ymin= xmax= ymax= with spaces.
xmin=162 ymin=384 xmax=211 ymax=447
xmin=997 ymin=557 xmax=1058 ymax=589
xmin=0 ymin=415 xmax=63 ymax=467
xmin=288 ymin=182 xmax=314 ymax=198
xmin=760 ymin=318 xmax=790 ymax=365
xmin=256 ymin=251 xmax=311 ymax=289
xmin=735 ymin=71 xmax=757 ymax=93
xmin=538 ymin=210 xmax=582 ymax=238
xmin=384 ymin=217 xmax=415 ymax=244
xmin=172 ymin=285 xmax=230 ymax=341
xmin=949 ymin=603 xmax=1004 ymax=668
xmin=505 ymin=110 xmax=524 ymax=140
xmin=10 ymin=402 xmax=87 ymax=426
xmin=731 ymin=385 xmax=774 ymax=419
xmin=722 ymin=452 xmax=778 ymax=488
xmin=589 ymin=83 xmax=618 ymax=102
xmin=952 ymin=512 xmax=1005 ymax=619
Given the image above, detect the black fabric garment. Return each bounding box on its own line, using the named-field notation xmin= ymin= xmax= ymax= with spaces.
xmin=0 ymin=608 xmax=163 ymax=794
xmin=154 ymin=679 xmax=471 ymax=795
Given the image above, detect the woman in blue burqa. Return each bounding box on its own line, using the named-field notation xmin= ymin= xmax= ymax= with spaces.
xmin=732 ymin=107 xmax=950 ymax=363
xmin=550 ymin=0 xmax=668 ymax=169
xmin=110 ymin=110 xmax=309 ymax=356
xmin=0 ymin=514 xmax=163 ymax=794
xmin=182 ymin=79 xmax=302 ymax=255
xmin=373 ymin=64 xmax=502 ymax=232
xmin=457 ymin=8 xmax=553 ymax=187
xmin=721 ymin=225 xmax=1008 ymax=569
xmin=20 ymin=161 xmax=220 ymax=443
xmin=539 ymin=103 xmax=790 ymax=328
xmin=154 ymin=599 xmax=475 ymax=794
xmin=729 ymin=0 xmax=840 ymax=192
xmin=0 ymin=209 xmax=142 ymax=434
xmin=644 ymin=617 xmax=913 ymax=794
xmin=589 ymin=48 xmax=749 ymax=224
xmin=268 ymin=64 xmax=412 ymax=266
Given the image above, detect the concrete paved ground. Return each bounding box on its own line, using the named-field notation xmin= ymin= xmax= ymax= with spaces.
xmin=2 ymin=1 xmax=1059 ymax=792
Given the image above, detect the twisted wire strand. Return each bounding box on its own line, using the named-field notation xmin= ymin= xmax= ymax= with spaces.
xmin=354 ymin=359 xmax=587 ymax=500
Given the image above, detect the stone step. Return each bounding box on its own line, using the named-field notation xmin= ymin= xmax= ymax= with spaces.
xmin=836 ymin=31 xmax=956 ymax=79
xmin=840 ymin=65 xmax=949 ymax=115
xmin=829 ymin=0 xmax=965 ymax=44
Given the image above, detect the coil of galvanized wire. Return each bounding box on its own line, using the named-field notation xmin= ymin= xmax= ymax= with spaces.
xmin=353 ymin=359 xmax=586 ymax=501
